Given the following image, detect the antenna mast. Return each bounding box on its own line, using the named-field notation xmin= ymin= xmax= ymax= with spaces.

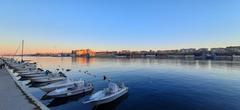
xmin=21 ymin=40 xmax=24 ymax=62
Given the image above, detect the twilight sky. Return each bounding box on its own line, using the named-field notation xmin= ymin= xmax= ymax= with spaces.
xmin=0 ymin=0 xmax=240 ymax=54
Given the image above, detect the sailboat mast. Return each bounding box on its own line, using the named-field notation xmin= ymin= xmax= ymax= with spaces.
xmin=21 ymin=40 xmax=24 ymax=62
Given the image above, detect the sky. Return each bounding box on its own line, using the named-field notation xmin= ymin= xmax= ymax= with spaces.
xmin=0 ymin=0 xmax=240 ymax=55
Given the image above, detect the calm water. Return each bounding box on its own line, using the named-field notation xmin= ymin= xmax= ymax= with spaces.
xmin=15 ymin=57 xmax=240 ymax=110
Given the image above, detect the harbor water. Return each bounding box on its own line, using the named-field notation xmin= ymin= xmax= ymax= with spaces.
xmin=13 ymin=57 xmax=240 ymax=110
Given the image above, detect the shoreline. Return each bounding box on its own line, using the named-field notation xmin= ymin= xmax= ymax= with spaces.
xmin=5 ymin=55 xmax=240 ymax=61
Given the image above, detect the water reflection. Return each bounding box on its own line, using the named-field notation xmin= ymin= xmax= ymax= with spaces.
xmin=9 ymin=57 xmax=240 ymax=110
xmin=71 ymin=57 xmax=95 ymax=65
xmin=47 ymin=91 xmax=93 ymax=107
xmin=210 ymin=60 xmax=240 ymax=70
xmin=9 ymin=57 xmax=240 ymax=71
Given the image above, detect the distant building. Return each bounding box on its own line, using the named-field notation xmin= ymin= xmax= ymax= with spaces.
xmin=226 ymin=46 xmax=240 ymax=54
xmin=72 ymin=49 xmax=95 ymax=57
xmin=197 ymin=48 xmax=209 ymax=52
xmin=180 ymin=48 xmax=196 ymax=54
xmin=210 ymin=48 xmax=227 ymax=54
xmin=195 ymin=48 xmax=208 ymax=55
xmin=157 ymin=50 xmax=179 ymax=55
xmin=95 ymin=51 xmax=117 ymax=57
xmin=119 ymin=50 xmax=131 ymax=54
xmin=140 ymin=51 xmax=148 ymax=54
xmin=194 ymin=48 xmax=210 ymax=59
xmin=116 ymin=50 xmax=131 ymax=57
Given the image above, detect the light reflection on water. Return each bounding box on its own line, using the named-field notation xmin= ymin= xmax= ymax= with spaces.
xmin=13 ymin=57 xmax=240 ymax=110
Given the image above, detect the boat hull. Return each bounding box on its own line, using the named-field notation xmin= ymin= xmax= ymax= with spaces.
xmin=88 ymin=87 xmax=128 ymax=105
xmin=31 ymin=77 xmax=65 ymax=83
xmin=19 ymin=73 xmax=46 ymax=78
xmin=47 ymin=86 xmax=93 ymax=98
xmin=40 ymin=83 xmax=74 ymax=92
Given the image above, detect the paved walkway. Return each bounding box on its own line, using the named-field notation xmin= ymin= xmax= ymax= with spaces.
xmin=0 ymin=67 xmax=36 ymax=110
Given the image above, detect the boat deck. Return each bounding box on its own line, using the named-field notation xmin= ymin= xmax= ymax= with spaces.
xmin=0 ymin=67 xmax=36 ymax=110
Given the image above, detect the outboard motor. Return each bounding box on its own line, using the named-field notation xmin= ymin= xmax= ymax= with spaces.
xmin=37 ymin=68 xmax=44 ymax=71
xmin=66 ymin=69 xmax=71 ymax=72
xmin=45 ymin=70 xmax=52 ymax=74
xmin=59 ymin=72 xmax=67 ymax=77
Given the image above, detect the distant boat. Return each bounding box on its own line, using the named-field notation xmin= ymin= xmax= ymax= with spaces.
xmin=83 ymin=82 xmax=128 ymax=105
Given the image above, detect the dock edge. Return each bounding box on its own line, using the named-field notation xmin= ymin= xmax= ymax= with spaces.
xmin=5 ymin=67 xmax=49 ymax=110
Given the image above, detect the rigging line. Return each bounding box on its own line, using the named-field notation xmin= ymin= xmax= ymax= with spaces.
xmin=13 ymin=41 xmax=22 ymax=59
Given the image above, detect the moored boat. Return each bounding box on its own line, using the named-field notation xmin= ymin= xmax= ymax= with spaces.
xmin=46 ymin=82 xmax=93 ymax=98
xmin=82 ymin=82 xmax=128 ymax=105
xmin=30 ymin=72 xmax=67 ymax=83
xmin=17 ymin=68 xmax=44 ymax=74
xmin=40 ymin=79 xmax=85 ymax=92
xmin=31 ymin=77 xmax=66 ymax=83
xmin=18 ymin=71 xmax=49 ymax=78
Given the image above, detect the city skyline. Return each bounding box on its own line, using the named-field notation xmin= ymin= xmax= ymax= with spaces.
xmin=4 ymin=45 xmax=240 ymax=56
xmin=1 ymin=0 xmax=240 ymax=55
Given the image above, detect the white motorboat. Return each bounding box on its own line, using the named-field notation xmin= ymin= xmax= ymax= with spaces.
xmin=40 ymin=79 xmax=85 ymax=92
xmin=31 ymin=77 xmax=66 ymax=83
xmin=83 ymin=82 xmax=128 ymax=105
xmin=10 ymin=62 xmax=36 ymax=71
xmin=17 ymin=69 xmax=37 ymax=74
xmin=20 ymin=72 xmax=47 ymax=78
xmin=17 ymin=68 xmax=43 ymax=74
xmin=46 ymin=82 xmax=93 ymax=98
xmin=30 ymin=72 xmax=66 ymax=83
xmin=19 ymin=70 xmax=50 ymax=78
xmin=12 ymin=66 xmax=36 ymax=72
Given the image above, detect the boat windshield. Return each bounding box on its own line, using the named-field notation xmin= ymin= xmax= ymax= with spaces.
xmin=108 ymin=83 xmax=119 ymax=94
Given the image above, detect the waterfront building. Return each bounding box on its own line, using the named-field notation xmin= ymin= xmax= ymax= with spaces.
xmin=156 ymin=50 xmax=179 ymax=55
xmin=180 ymin=48 xmax=196 ymax=55
xmin=210 ymin=48 xmax=227 ymax=55
xmin=119 ymin=50 xmax=131 ymax=54
xmin=129 ymin=51 xmax=143 ymax=58
xmin=116 ymin=50 xmax=131 ymax=57
xmin=95 ymin=51 xmax=117 ymax=57
xmin=26 ymin=45 xmax=240 ymax=60
xmin=226 ymin=46 xmax=240 ymax=54
xmin=72 ymin=49 xmax=95 ymax=57
xmin=194 ymin=48 xmax=209 ymax=59
xmin=197 ymin=48 xmax=209 ymax=52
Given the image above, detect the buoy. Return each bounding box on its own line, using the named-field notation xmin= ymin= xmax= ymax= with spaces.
xmin=103 ymin=75 xmax=107 ymax=80
xmin=66 ymin=69 xmax=71 ymax=72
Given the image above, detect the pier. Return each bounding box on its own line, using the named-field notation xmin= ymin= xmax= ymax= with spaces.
xmin=0 ymin=67 xmax=36 ymax=110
